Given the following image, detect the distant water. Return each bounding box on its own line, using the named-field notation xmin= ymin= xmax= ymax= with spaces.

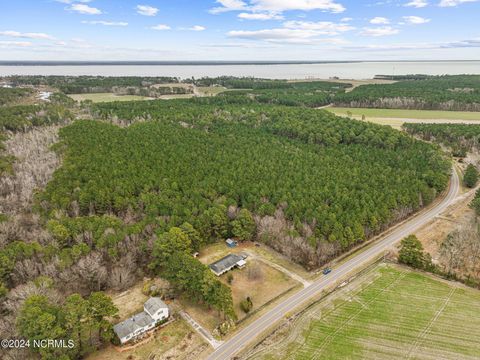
xmin=0 ymin=61 xmax=479 ymax=79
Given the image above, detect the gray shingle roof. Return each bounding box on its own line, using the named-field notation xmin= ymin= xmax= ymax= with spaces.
xmin=144 ymin=297 xmax=168 ymax=317
xmin=209 ymin=254 xmax=243 ymax=275
xmin=113 ymin=311 xmax=154 ymax=339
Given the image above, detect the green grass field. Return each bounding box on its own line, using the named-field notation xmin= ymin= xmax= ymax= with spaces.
xmin=249 ymin=264 xmax=480 ymax=360
xmin=196 ymin=86 xmax=228 ymax=96
xmin=328 ymin=107 xmax=480 ymax=120
xmin=68 ymin=93 xmax=153 ymax=103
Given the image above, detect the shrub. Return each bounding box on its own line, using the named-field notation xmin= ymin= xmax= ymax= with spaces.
xmin=240 ymin=296 xmax=253 ymax=313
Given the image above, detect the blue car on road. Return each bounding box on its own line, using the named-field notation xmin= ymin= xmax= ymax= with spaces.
xmin=323 ymin=268 xmax=332 ymax=275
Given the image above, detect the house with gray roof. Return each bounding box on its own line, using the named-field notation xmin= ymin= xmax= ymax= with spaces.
xmin=209 ymin=253 xmax=247 ymax=276
xmin=113 ymin=297 xmax=169 ymax=344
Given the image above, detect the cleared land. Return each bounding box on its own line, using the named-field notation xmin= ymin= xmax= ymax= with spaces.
xmin=327 ymin=108 xmax=480 ymax=129
xmin=68 ymin=93 xmax=153 ymax=103
xmin=179 ymin=242 xmax=300 ymax=333
xmin=328 ymin=107 xmax=480 ymax=120
xmin=89 ymin=281 xmax=208 ymax=360
xmin=246 ymin=264 xmax=480 ymax=360
xmin=196 ymin=86 xmax=228 ymax=96
xmin=87 ymin=319 xmax=207 ymax=360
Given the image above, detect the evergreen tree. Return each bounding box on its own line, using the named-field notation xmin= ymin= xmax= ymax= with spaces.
xmin=232 ymin=209 xmax=256 ymax=241
xmin=464 ymin=164 xmax=479 ymax=188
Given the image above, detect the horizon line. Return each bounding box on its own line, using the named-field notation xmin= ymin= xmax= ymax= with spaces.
xmin=0 ymin=60 xmax=479 ymax=66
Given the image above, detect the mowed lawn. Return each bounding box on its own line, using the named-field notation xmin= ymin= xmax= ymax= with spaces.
xmin=328 ymin=107 xmax=480 ymax=120
xmin=68 ymin=93 xmax=153 ymax=103
xmin=252 ymin=264 xmax=480 ymax=360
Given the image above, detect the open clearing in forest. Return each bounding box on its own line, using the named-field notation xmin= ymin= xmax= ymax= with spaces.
xmin=246 ymin=264 xmax=480 ymax=360
xmin=328 ymin=107 xmax=480 ymax=129
xmin=68 ymin=92 xmax=154 ymax=103
xmin=178 ymin=242 xmax=300 ymax=333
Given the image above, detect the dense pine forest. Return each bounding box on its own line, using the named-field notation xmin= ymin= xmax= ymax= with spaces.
xmin=220 ymin=80 xmax=350 ymax=107
xmin=334 ymin=75 xmax=480 ymax=111
xmin=41 ymin=99 xmax=451 ymax=270
xmin=404 ymin=123 xmax=480 ymax=157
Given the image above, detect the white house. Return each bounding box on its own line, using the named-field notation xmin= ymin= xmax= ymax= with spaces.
xmin=113 ymin=297 xmax=169 ymax=344
xmin=209 ymin=253 xmax=247 ymax=276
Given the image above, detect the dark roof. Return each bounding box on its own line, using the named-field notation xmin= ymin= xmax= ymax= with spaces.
xmin=144 ymin=297 xmax=168 ymax=316
xmin=209 ymin=254 xmax=243 ymax=274
xmin=113 ymin=311 xmax=154 ymax=339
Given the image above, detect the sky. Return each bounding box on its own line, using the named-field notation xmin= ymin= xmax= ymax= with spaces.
xmin=0 ymin=0 xmax=479 ymax=61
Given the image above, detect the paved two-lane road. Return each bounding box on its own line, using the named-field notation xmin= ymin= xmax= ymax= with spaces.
xmin=208 ymin=169 xmax=460 ymax=360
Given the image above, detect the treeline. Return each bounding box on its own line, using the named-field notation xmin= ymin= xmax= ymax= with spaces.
xmin=17 ymin=286 xmax=117 ymax=359
xmin=0 ymin=87 xmax=33 ymax=106
xmin=40 ymin=101 xmax=450 ymax=269
xmin=0 ymin=103 xmax=74 ymax=131
xmin=403 ymin=123 xmax=480 ymax=157
xmin=150 ymin=227 xmax=236 ymax=320
xmin=190 ymin=76 xmax=292 ymax=89
xmin=5 ymin=75 xmax=180 ymax=93
xmin=221 ymin=81 xmax=349 ymax=108
xmin=0 ymin=91 xmax=73 ymax=176
xmin=334 ymin=75 xmax=480 ymax=111
xmin=374 ymin=74 xmax=430 ymax=80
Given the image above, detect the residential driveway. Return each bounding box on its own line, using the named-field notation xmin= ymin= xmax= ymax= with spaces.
xmin=179 ymin=311 xmax=223 ymax=349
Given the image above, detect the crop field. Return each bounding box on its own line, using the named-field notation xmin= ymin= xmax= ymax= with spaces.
xmin=68 ymin=92 xmax=153 ymax=103
xmin=328 ymin=107 xmax=480 ymax=120
xmin=248 ymin=264 xmax=480 ymax=360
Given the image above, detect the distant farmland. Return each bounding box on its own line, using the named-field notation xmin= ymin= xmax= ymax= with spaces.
xmin=68 ymin=93 xmax=153 ymax=103
xmin=247 ymin=264 xmax=480 ymax=360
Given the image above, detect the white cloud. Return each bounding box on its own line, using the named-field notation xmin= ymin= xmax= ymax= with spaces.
xmin=370 ymin=17 xmax=389 ymax=24
xmin=211 ymin=0 xmax=345 ymax=14
xmin=341 ymin=17 xmax=353 ymax=22
xmin=228 ymin=29 xmax=320 ymax=44
xmin=402 ymin=16 xmax=431 ymax=24
xmin=0 ymin=30 xmax=55 ymax=40
xmin=188 ymin=25 xmax=206 ymax=31
xmin=440 ymin=38 xmax=480 ymax=48
xmin=210 ymin=0 xmax=248 ymax=13
xmin=361 ymin=26 xmax=399 ymax=36
xmin=345 ymin=37 xmax=480 ymax=51
xmin=82 ymin=21 xmax=128 ymax=26
xmin=55 ymin=0 xmax=92 ymax=3
xmin=283 ymin=21 xmax=355 ymax=34
xmin=439 ymin=0 xmax=477 ymax=6
xmin=238 ymin=12 xmax=283 ymax=20
xmin=136 ymin=5 xmax=159 ymax=16
xmin=0 ymin=41 xmax=32 ymax=47
xmin=151 ymin=24 xmax=171 ymax=30
xmin=228 ymin=18 xmax=353 ymax=44
xmin=68 ymin=4 xmax=102 ymax=15
xmin=404 ymin=0 xmax=429 ymax=7
xmin=251 ymin=0 xmax=346 ymax=13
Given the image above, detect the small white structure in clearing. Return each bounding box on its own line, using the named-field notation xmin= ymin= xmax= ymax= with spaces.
xmin=38 ymin=91 xmax=52 ymax=102
xmin=113 ymin=297 xmax=169 ymax=344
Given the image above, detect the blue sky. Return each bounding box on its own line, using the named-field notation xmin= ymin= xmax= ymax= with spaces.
xmin=0 ymin=0 xmax=479 ymax=61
